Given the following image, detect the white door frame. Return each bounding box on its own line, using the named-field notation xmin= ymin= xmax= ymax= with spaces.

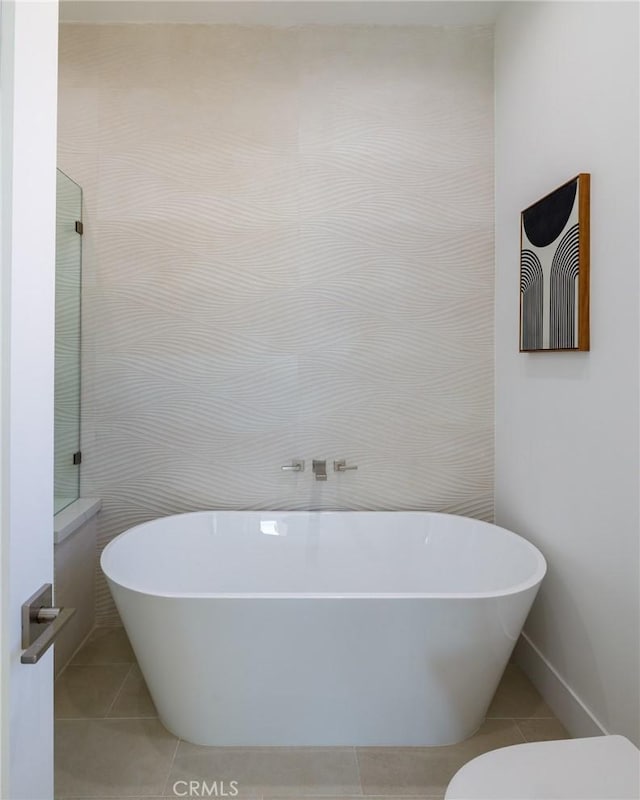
xmin=0 ymin=1 xmax=59 ymax=797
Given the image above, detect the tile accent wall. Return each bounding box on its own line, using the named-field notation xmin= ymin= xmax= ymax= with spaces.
xmin=57 ymin=24 xmax=494 ymax=622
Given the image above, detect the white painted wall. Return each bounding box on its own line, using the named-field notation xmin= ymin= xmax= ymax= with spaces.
xmin=495 ymin=1 xmax=639 ymax=744
xmin=0 ymin=1 xmax=59 ymax=797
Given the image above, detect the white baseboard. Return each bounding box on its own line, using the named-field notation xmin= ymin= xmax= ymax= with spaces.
xmin=514 ymin=633 xmax=608 ymax=739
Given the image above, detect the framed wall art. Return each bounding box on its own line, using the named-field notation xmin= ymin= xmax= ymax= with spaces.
xmin=520 ymin=173 xmax=590 ymax=352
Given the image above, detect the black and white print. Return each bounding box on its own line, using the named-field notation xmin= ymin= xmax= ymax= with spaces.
xmin=520 ymin=176 xmax=587 ymax=351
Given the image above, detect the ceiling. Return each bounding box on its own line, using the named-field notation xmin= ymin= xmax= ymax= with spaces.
xmin=59 ymin=0 xmax=503 ymax=26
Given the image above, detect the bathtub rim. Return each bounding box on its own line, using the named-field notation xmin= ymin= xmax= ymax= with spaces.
xmin=101 ymin=510 xmax=547 ymax=601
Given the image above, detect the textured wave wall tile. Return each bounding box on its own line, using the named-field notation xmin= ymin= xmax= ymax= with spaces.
xmin=57 ymin=23 xmax=494 ymax=622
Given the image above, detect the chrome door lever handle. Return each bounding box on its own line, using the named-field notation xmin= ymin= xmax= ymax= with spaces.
xmin=21 ymin=583 xmax=76 ymax=665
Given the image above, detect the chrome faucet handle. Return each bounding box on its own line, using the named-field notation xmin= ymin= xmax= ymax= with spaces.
xmin=281 ymin=461 xmax=304 ymax=472
xmin=334 ymin=460 xmax=358 ymax=472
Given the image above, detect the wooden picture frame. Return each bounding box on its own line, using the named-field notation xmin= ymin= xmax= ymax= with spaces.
xmin=520 ymin=173 xmax=590 ymax=352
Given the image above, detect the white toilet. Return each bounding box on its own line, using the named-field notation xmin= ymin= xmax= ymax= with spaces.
xmin=445 ymin=735 xmax=640 ymax=800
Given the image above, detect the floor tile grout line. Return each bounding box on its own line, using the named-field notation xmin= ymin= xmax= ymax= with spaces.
xmin=486 ymin=715 xmax=556 ymax=720
xmin=56 ymin=625 xmax=100 ymax=678
xmin=55 ymin=715 xmax=159 ymax=721
xmin=161 ymin=735 xmax=182 ymax=797
xmin=68 ymin=660 xmax=137 ymax=667
xmin=353 ymin=745 xmax=365 ymax=796
xmin=514 ymin=720 xmax=529 ymax=744
xmin=104 ymin=663 xmax=134 ymax=718
xmin=54 ymin=793 xmax=443 ymax=800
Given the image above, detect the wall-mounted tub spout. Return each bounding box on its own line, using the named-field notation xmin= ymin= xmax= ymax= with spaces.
xmin=312 ymin=460 xmax=327 ymax=481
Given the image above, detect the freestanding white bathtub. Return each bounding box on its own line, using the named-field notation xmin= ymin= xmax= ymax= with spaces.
xmin=101 ymin=511 xmax=546 ymax=746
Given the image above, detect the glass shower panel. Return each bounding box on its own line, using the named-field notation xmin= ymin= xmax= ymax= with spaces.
xmin=54 ymin=169 xmax=82 ymax=514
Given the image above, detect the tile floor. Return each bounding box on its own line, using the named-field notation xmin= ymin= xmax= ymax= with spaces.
xmin=55 ymin=627 xmax=569 ymax=800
